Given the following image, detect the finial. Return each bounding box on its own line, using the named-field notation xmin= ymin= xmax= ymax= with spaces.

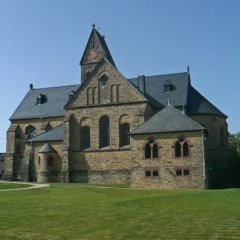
xmin=30 ymin=83 xmax=33 ymax=89
xmin=92 ymin=23 xmax=96 ymax=29
xmin=187 ymin=65 xmax=190 ymax=73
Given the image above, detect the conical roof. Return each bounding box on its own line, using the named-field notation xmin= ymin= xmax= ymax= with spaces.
xmin=39 ymin=143 xmax=56 ymax=153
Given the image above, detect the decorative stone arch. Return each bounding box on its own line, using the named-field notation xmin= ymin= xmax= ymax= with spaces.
xmin=80 ymin=117 xmax=91 ymax=127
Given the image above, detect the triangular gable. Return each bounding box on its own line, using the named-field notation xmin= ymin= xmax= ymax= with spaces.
xmin=66 ymin=58 xmax=148 ymax=109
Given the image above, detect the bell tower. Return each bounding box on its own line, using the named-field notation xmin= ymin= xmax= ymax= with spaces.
xmin=80 ymin=24 xmax=116 ymax=83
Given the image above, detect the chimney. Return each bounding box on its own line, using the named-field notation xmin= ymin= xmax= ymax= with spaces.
xmin=138 ymin=75 xmax=145 ymax=94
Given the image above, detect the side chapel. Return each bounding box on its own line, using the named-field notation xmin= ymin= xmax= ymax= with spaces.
xmin=4 ymin=25 xmax=230 ymax=188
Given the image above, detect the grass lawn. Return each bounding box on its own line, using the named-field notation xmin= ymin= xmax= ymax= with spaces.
xmin=0 ymin=184 xmax=239 ymax=240
xmin=0 ymin=182 xmax=32 ymax=190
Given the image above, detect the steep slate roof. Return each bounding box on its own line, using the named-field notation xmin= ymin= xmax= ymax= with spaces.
xmin=131 ymin=105 xmax=204 ymax=135
xmin=128 ymin=72 xmax=190 ymax=108
xmin=26 ymin=125 xmax=63 ymax=142
xmin=10 ymin=73 xmax=226 ymax=120
xmin=80 ymin=27 xmax=116 ymax=67
xmin=10 ymin=85 xmax=79 ymax=120
xmin=39 ymin=143 xmax=56 ymax=153
xmin=186 ymin=86 xmax=227 ymax=118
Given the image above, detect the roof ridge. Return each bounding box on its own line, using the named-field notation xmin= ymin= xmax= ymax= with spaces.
xmin=127 ymin=72 xmax=188 ymax=80
xmin=30 ymin=84 xmax=80 ymax=91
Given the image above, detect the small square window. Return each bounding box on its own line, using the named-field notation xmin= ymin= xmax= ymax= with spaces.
xmin=152 ymin=170 xmax=159 ymax=177
xmin=145 ymin=170 xmax=151 ymax=177
xmin=183 ymin=169 xmax=190 ymax=176
xmin=176 ymin=169 xmax=182 ymax=176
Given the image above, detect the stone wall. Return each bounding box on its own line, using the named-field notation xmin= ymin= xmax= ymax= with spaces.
xmin=4 ymin=116 xmax=63 ymax=180
xmin=189 ymin=114 xmax=231 ymax=188
xmin=65 ymin=102 xmax=152 ymax=184
xmin=131 ymin=131 xmax=206 ymax=189
xmin=34 ymin=141 xmax=63 ymax=182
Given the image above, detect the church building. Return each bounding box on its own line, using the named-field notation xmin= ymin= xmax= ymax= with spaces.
xmin=3 ymin=25 xmax=230 ymax=188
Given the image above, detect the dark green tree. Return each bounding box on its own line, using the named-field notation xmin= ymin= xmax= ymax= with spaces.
xmin=229 ymin=132 xmax=240 ymax=186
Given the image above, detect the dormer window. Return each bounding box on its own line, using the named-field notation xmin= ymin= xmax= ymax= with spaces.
xmin=36 ymin=94 xmax=47 ymax=105
xmin=68 ymin=91 xmax=75 ymax=100
xmin=164 ymin=81 xmax=172 ymax=93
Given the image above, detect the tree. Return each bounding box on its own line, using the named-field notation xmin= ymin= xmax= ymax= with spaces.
xmin=229 ymin=132 xmax=240 ymax=186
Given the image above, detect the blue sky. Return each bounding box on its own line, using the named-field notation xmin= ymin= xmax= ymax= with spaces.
xmin=0 ymin=0 xmax=239 ymax=152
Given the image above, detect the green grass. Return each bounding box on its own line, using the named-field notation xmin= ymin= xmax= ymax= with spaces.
xmin=0 ymin=182 xmax=32 ymax=190
xmin=0 ymin=184 xmax=240 ymax=240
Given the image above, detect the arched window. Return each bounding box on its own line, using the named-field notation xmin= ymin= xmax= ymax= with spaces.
xmin=25 ymin=125 xmax=36 ymax=139
xmin=99 ymin=116 xmax=110 ymax=148
xmin=183 ymin=142 xmax=189 ymax=157
xmin=175 ymin=141 xmax=181 ymax=157
xmin=145 ymin=143 xmax=151 ymax=159
xmin=144 ymin=141 xmax=160 ymax=159
xmin=152 ymin=144 xmax=158 ymax=158
xmin=119 ymin=123 xmax=130 ymax=147
xmin=38 ymin=156 xmax=41 ymax=165
xmin=174 ymin=137 xmax=190 ymax=158
xmin=100 ymin=74 xmax=108 ymax=88
xmin=80 ymin=126 xmax=90 ymax=149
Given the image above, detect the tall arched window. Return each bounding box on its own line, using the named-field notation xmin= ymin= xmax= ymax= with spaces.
xmin=99 ymin=116 xmax=110 ymax=148
xmin=174 ymin=138 xmax=190 ymax=158
xmin=119 ymin=123 xmax=130 ymax=147
xmin=145 ymin=143 xmax=151 ymax=159
xmin=144 ymin=141 xmax=159 ymax=159
xmin=152 ymin=143 xmax=158 ymax=158
xmin=80 ymin=126 xmax=90 ymax=149
xmin=175 ymin=141 xmax=181 ymax=157
xmin=183 ymin=142 xmax=189 ymax=157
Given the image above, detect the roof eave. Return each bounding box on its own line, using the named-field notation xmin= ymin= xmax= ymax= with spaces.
xmin=130 ymin=128 xmax=204 ymax=135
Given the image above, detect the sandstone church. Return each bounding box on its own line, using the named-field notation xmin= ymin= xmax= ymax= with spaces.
xmin=4 ymin=25 xmax=230 ymax=188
